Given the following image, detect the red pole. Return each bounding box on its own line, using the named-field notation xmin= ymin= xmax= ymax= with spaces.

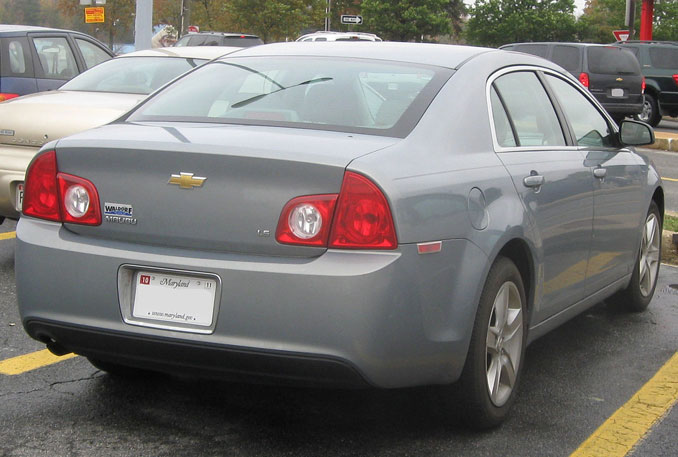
xmin=639 ymin=0 xmax=654 ymax=40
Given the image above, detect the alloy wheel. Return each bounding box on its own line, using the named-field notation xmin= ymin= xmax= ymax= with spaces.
xmin=639 ymin=212 xmax=660 ymax=297
xmin=485 ymin=281 xmax=523 ymax=407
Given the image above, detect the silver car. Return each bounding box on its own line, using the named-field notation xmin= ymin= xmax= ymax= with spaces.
xmin=16 ymin=42 xmax=662 ymax=428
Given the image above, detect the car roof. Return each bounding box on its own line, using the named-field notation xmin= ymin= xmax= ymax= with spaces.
xmin=222 ymin=42 xmax=493 ymax=69
xmin=502 ymin=42 xmax=613 ymax=48
xmin=0 ymin=24 xmax=84 ymax=35
xmin=120 ymin=46 xmax=243 ymax=60
xmin=183 ymin=32 xmax=260 ymax=38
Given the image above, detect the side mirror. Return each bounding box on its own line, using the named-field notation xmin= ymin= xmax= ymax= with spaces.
xmin=619 ymin=120 xmax=654 ymax=146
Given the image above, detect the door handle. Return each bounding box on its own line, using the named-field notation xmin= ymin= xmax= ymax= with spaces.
xmin=593 ymin=168 xmax=607 ymax=179
xmin=523 ymin=174 xmax=544 ymax=188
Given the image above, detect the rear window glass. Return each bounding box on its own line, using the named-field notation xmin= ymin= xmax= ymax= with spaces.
xmin=60 ymin=56 xmax=204 ymax=94
xmin=551 ymin=45 xmax=580 ymax=72
xmin=649 ymin=47 xmax=678 ymax=69
xmin=221 ymin=37 xmax=263 ymax=47
xmin=513 ymin=44 xmax=548 ymax=58
xmin=0 ymin=38 xmax=34 ymax=77
xmin=128 ymin=56 xmax=452 ymax=138
xmin=587 ymin=47 xmax=640 ymax=75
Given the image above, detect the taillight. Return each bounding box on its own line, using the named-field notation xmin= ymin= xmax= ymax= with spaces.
xmin=57 ymin=173 xmax=101 ymax=225
xmin=276 ymin=171 xmax=398 ymax=250
xmin=328 ymin=171 xmax=397 ymax=249
xmin=22 ymin=150 xmax=101 ymax=225
xmin=673 ymin=74 xmax=678 ymax=87
xmin=578 ymin=72 xmax=590 ymax=89
xmin=276 ymin=195 xmax=337 ymax=246
xmin=642 ymin=76 xmax=646 ymax=94
xmin=22 ymin=151 xmax=60 ymax=221
xmin=0 ymin=93 xmax=19 ymax=102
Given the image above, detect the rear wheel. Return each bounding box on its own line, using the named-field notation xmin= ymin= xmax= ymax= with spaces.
xmin=608 ymin=201 xmax=661 ymax=312
xmin=455 ymin=257 xmax=527 ymax=429
xmin=635 ymin=93 xmax=661 ymax=127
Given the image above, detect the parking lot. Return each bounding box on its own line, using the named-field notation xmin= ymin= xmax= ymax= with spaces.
xmin=1 ymin=199 xmax=677 ymax=456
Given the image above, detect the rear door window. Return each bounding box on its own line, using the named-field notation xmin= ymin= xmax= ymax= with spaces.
xmin=32 ymin=36 xmax=78 ymax=79
xmin=513 ymin=44 xmax=548 ymax=58
xmin=551 ymin=45 xmax=580 ymax=73
xmin=587 ymin=47 xmax=640 ymax=75
xmin=648 ymin=47 xmax=678 ymax=69
xmin=491 ymin=71 xmax=566 ymax=147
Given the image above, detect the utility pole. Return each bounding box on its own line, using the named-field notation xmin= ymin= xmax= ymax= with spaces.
xmin=180 ymin=0 xmax=191 ymax=36
xmin=134 ymin=0 xmax=153 ymax=50
xmin=324 ymin=0 xmax=331 ymax=31
xmin=625 ymin=0 xmax=636 ymax=40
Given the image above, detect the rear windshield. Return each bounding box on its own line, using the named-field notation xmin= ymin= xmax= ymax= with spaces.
xmin=60 ymin=56 xmax=205 ymax=94
xmin=513 ymin=44 xmax=548 ymax=58
xmin=127 ymin=56 xmax=452 ymax=138
xmin=551 ymin=45 xmax=580 ymax=72
xmin=587 ymin=47 xmax=640 ymax=75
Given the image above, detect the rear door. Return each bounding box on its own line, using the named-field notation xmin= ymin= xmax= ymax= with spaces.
xmin=28 ymin=33 xmax=80 ymax=91
xmin=490 ymin=69 xmax=594 ymax=322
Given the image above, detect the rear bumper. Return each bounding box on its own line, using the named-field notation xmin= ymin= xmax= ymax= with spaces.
xmin=0 ymin=144 xmax=38 ymax=219
xmin=600 ymin=101 xmax=644 ymax=116
xmin=17 ymin=218 xmax=489 ymax=388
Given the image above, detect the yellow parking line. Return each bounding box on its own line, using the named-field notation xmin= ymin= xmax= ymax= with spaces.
xmin=570 ymin=352 xmax=678 ymax=457
xmin=662 ymin=177 xmax=678 ymax=182
xmin=0 ymin=231 xmax=16 ymax=240
xmin=0 ymin=349 xmax=77 ymax=375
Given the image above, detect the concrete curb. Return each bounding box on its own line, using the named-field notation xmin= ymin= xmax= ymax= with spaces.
xmin=646 ymin=132 xmax=678 ymax=152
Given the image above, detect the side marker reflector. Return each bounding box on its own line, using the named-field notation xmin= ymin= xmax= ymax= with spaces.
xmin=417 ymin=241 xmax=442 ymax=254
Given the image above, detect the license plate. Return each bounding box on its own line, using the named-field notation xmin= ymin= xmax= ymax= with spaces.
xmin=132 ymin=271 xmax=217 ymax=327
xmin=611 ymin=88 xmax=624 ymax=97
xmin=15 ymin=182 xmax=23 ymax=212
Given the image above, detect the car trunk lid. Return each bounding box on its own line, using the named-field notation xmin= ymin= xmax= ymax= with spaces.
xmin=54 ymin=122 xmax=397 ymax=257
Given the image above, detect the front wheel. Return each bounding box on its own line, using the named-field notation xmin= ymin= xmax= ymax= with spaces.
xmin=455 ymin=257 xmax=527 ymax=428
xmin=608 ymin=201 xmax=662 ymax=312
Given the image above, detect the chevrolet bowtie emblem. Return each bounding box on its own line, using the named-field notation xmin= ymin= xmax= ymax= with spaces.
xmin=168 ymin=172 xmax=207 ymax=189
xmin=616 ymin=77 xmax=624 ymax=81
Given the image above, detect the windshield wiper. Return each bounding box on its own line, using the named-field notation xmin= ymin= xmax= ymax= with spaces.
xmin=231 ymin=77 xmax=333 ymax=109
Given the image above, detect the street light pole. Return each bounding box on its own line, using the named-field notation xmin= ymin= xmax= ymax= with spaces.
xmin=325 ymin=0 xmax=331 ymax=31
xmin=134 ymin=0 xmax=153 ymax=50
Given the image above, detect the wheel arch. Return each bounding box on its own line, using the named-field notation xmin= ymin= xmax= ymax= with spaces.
xmin=495 ymin=238 xmax=535 ymax=319
xmin=652 ymin=186 xmax=664 ymax=224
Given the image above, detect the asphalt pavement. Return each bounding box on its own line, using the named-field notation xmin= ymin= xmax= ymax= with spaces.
xmin=0 ymin=217 xmax=677 ymax=457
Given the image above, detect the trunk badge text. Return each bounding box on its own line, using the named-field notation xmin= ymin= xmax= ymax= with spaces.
xmin=168 ymin=172 xmax=207 ymax=189
xmin=104 ymin=202 xmax=137 ymax=225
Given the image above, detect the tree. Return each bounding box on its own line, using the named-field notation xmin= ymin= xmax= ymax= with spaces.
xmin=465 ymin=0 xmax=577 ymax=47
xmin=227 ymin=0 xmax=323 ymax=42
xmin=361 ymin=0 xmax=452 ymax=42
xmin=653 ymin=0 xmax=678 ymax=41
xmin=56 ymin=0 xmax=135 ymax=47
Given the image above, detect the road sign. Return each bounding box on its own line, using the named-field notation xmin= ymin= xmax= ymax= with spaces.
xmin=187 ymin=25 xmax=199 ymax=33
xmin=84 ymin=7 xmax=105 ymax=23
xmin=341 ymin=15 xmax=363 ymax=25
xmin=613 ymin=29 xmax=630 ymax=41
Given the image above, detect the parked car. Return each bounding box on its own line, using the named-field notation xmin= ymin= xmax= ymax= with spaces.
xmin=296 ymin=31 xmax=382 ymax=42
xmin=614 ymin=40 xmax=678 ymax=126
xmin=500 ymin=42 xmax=644 ymax=123
xmin=0 ymin=46 xmax=241 ymax=223
xmin=16 ymin=42 xmax=661 ymax=429
xmin=174 ymin=32 xmax=263 ymax=47
xmin=0 ymin=24 xmax=113 ymax=102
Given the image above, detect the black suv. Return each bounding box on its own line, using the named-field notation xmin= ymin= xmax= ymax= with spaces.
xmin=614 ymin=41 xmax=678 ymax=126
xmin=0 ymin=25 xmax=113 ymax=102
xmin=174 ymin=32 xmax=263 ymax=47
xmin=500 ymin=42 xmax=644 ymax=122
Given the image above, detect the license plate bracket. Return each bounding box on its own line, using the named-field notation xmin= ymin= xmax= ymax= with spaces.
xmin=611 ymin=88 xmax=624 ymax=97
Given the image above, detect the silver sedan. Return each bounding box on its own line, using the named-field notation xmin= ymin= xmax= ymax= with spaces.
xmin=16 ymin=42 xmax=662 ymax=428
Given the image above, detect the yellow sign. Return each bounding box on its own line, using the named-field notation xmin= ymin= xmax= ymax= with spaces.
xmin=84 ymin=7 xmax=105 ymax=23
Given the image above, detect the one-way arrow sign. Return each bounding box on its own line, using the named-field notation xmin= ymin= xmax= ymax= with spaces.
xmin=341 ymin=15 xmax=363 ymax=25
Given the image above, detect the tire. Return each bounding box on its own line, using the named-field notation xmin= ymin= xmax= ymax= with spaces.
xmin=87 ymin=357 xmax=151 ymax=377
xmin=635 ymin=93 xmax=661 ymax=127
xmin=608 ymin=201 xmax=662 ymax=312
xmin=455 ymin=256 xmax=528 ymax=429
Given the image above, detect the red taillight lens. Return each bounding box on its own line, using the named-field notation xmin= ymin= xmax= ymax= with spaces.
xmin=22 ymin=151 xmax=61 ymax=221
xmin=673 ymin=74 xmax=678 ymax=87
xmin=578 ymin=72 xmax=590 ymax=88
xmin=328 ymin=171 xmax=397 ymax=250
xmin=22 ymin=150 xmax=101 ymax=225
xmin=0 ymin=93 xmax=19 ymax=102
xmin=276 ymin=195 xmax=338 ymax=246
xmin=642 ymin=76 xmax=646 ymax=94
xmin=57 ymin=173 xmax=101 ymax=225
